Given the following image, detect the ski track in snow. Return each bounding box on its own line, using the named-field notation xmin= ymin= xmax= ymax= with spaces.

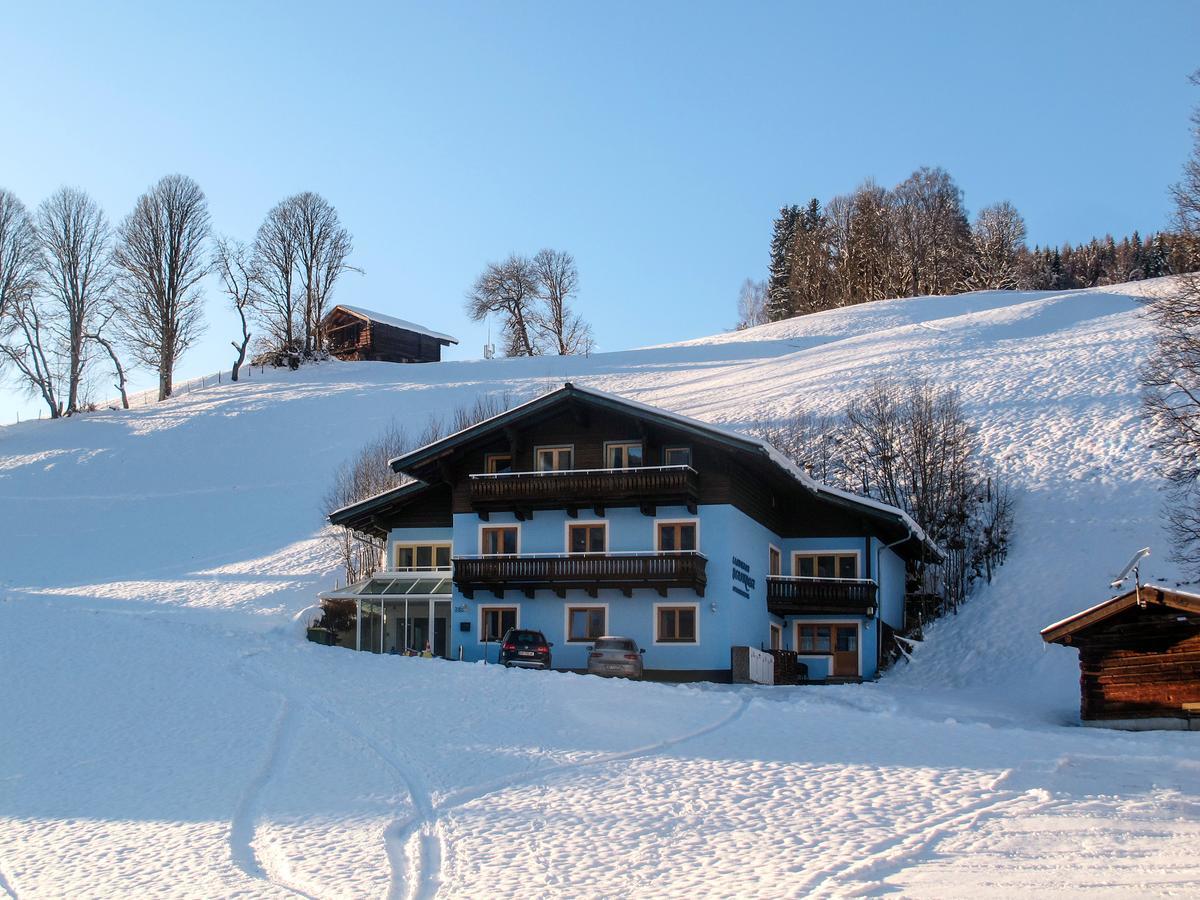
xmin=5 ymin=279 xmax=1200 ymax=897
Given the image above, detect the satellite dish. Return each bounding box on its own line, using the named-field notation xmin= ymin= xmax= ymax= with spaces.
xmin=1110 ymin=547 xmax=1151 ymax=590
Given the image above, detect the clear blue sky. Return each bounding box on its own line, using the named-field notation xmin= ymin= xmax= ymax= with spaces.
xmin=2 ymin=1 xmax=1197 ymax=421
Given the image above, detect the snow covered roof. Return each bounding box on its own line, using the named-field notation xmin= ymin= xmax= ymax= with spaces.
xmin=385 ymin=382 xmax=942 ymax=560
xmin=330 ymin=304 xmax=458 ymax=345
xmin=1041 ymin=585 xmax=1200 ymax=644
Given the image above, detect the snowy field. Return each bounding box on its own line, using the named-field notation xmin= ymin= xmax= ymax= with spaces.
xmin=3 ymin=279 xmax=1199 ymax=898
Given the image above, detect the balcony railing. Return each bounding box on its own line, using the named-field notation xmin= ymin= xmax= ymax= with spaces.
xmin=468 ymin=465 xmax=699 ymax=518
xmin=453 ymin=551 xmax=707 ymax=599
xmin=766 ymin=576 xmax=878 ymax=616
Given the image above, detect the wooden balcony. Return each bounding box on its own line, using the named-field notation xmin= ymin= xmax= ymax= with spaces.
xmin=469 ymin=466 xmax=699 ymax=519
xmin=453 ymin=552 xmax=707 ymax=599
xmin=766 ymin=577 xmax=878 ymax=617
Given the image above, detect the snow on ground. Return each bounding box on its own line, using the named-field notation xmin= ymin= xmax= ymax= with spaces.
xmin=2 ymin=278 xmax=1198 ymax=898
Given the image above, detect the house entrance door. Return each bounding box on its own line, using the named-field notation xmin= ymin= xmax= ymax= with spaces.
xmin=832 ymin=625 xmax=859 ymax=676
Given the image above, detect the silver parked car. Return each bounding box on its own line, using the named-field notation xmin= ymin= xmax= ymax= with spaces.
xmin=586 ymin=636 xmax=645 ymax=679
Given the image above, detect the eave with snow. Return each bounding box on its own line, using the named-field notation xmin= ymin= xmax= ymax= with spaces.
xmin=325 ymin=383 xmax=940 ymax=681
xmin=323 ymin=304 xmax=458 ymax=364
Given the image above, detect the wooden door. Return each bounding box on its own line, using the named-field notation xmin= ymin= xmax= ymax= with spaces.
xmin=832 ymin=625 xmax=859 ymax=676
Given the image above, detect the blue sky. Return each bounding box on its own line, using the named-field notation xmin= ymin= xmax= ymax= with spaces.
xmin=1 ymin=1 xmax=1197 ymax=421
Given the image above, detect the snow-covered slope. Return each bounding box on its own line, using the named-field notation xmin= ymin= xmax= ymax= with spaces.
xmin=2 ymin=279 xmax=1197 ymax=898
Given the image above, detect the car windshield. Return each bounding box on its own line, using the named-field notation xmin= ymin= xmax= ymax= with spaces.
xmin=509 ymin=630 xmax=544 ymax=645
xmin=595 ymin=638 xmax=634 ymax=651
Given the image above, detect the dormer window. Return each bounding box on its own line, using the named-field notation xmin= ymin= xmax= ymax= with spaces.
xmin=605 ymin=441 xmax=643 ymax=469
xmin=535 ymin=446 xmax=573 ymax=472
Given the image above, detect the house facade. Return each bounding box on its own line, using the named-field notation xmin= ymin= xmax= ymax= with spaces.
xmin=323 ymin=384 xmax=938 ymax=682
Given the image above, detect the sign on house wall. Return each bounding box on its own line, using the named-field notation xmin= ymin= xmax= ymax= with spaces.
xmin=732 ymin=556 xmax=755 ymax=599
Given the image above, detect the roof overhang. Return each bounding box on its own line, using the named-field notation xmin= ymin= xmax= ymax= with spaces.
xmin=328 ymin=479 xmax=447 ymax=537
xmin=1041 ymin=585 xmax=1200 ymax=644
xmin=385 ymin=382 xmax=941 ymax=561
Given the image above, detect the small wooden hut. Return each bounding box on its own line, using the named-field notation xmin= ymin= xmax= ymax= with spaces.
xmin=323 ymin=305 xmax=458 ymax=364
xmin=1041 ymin=585 xmax=1200 ymax=730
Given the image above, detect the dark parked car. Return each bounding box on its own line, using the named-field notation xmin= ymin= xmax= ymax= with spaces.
xmin=499 ymin=628 xmax=553 ymax=670
xmin=586 ymin=636 xmax=645 ymax=679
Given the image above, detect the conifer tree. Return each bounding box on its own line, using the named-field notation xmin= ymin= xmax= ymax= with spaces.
xmin=765 ymin=205 xmax=801 ymax=321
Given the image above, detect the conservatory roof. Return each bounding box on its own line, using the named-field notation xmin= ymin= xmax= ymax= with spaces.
xmin=318 ymin=571 xmax=453 ymax=601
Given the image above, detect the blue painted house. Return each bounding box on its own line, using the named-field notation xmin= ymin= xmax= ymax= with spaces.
xmin=323 ymin=384 xmax=939 ymax=682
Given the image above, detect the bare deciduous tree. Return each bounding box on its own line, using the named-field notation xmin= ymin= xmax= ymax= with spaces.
xmin=113 ymin=174 xmax=210 ymax=401
xmin=251 ymin=197 xmax=300 ymax=353
xmin=894 ymin=167 xmax=972 ymax=298
xmin=84 ymin=305 xmax=130 ymax=409
xmin=0 ymin=188 xmax=40 ymax=325
xmin=0 ymin=290 xmax=65 ymax=417
xmin=735 ymin=278 xmax=768 ymax=329
xmin=36 ymin=187 xmax=113 ymax=413
xmin=466 ymin=254 xmax=541 ymax=356
xmin=1144 ymin=75 xmax=1200 ymax=573
xmin=290 ymin=192 xmax=355 ymax=352
xmin=532 ymin=248 xmax=592 ymax=354
xmin=213 ymin=236 xmax=257 ymax=382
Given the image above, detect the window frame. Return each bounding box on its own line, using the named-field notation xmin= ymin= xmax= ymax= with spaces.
xmin=791 ymin=549 xmax=862 ymax=580
xmin=768 ymin=544 xmax=782 ymax=577
xmin=655 ymin=518 xmax=700 ymax=554
xmin=793 ymin=620 xmax=861 ymax=675
xmin=479 ymin=524 xmax=520 ymax=556
xmin=769 ymin=622 xmax=783 ymax=650
xmin=564 ymin=604 xmax=608 ymax=643
xmin=663 ymin=446 xmax=692 ymax=467
xmin=565 ymin=520 xmax=608 ymax=555
xmin=653 ymin=602 xmax=700 ymax=645
xmin=533 ymin=444 xmax=574 ymax=472
xmin=484 ymin=452 xmax=513 ymax=475
xmin=479 ymin=605 xmax=520 ymax=644
xmin=603 ymin=440 xmax=644 ymax=469
xmin=393 ymin=541 xmax=452 ymax=571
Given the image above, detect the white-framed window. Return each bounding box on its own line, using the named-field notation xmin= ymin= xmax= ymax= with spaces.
xmin=564 ymin=604 xmax=607 ymax=642
xmin=770 ymin=622 xmax=783 ymax=650
xmin=566 ymin=521 xmax=608 ymax=554
xmin=792 ymin=550 xmax=861 ymax=580
xmin=479 ymin=524 xmax=520 ymax=556
xmin=654 ymin=602 xmax=699 ymax=644
xmin=480 ymin=605 xmax=519 ymax=643
xmin=394 ymin=542 xmax=452 ymax=570
xmin=794 ymin=620 xmax=861 ymax=677
xmin=604 ymin=441 xmax=643 ymax=469
xmin=655 ymin=519 xmax=699 ymax=553
xmin=535 ymin=445 xmax=574 ymax=472
xmin=663 ymin=446 xmax=692 ymax=467
xmin=769 ymin=544 xmax=782 ymax=577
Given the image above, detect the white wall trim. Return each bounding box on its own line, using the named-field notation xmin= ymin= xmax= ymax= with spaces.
xmin=652 ymin=601 xmax=700 ymax=645
xmin=563 ymin=519 xmax=609 ymax=554
xmin=563 ymin=602 xmax=609 ymax=643
xmin=477 ymin=521 xmax=521 ymax=555
xmin=790 ymin=548 xmax=862 ymax=578
xmin=792 ymin=618 xmax=863 ymax=675
xmin=654 ymin=517 xmax=700 ymax=552
xmin=477 ymin=603 xmax=520 ymax=644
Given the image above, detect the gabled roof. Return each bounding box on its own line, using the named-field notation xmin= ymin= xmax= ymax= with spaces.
xmin=385 ymin=382 xmax=942 ymax=560
xmin=1041 ymin=585 xmax=1200 ymax=644
xmin=327 ymin=304 xmax=458 ymax=345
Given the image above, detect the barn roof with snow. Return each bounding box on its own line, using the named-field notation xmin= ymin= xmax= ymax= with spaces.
xmin=323 ymin=304 xmax=458 ymax=364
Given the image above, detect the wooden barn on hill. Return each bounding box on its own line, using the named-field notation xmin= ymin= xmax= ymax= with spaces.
xmin=323 ymin=305 xmax=458 ymax=364
xmin=1042 ymin=585 xmax=1200 ymax=730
